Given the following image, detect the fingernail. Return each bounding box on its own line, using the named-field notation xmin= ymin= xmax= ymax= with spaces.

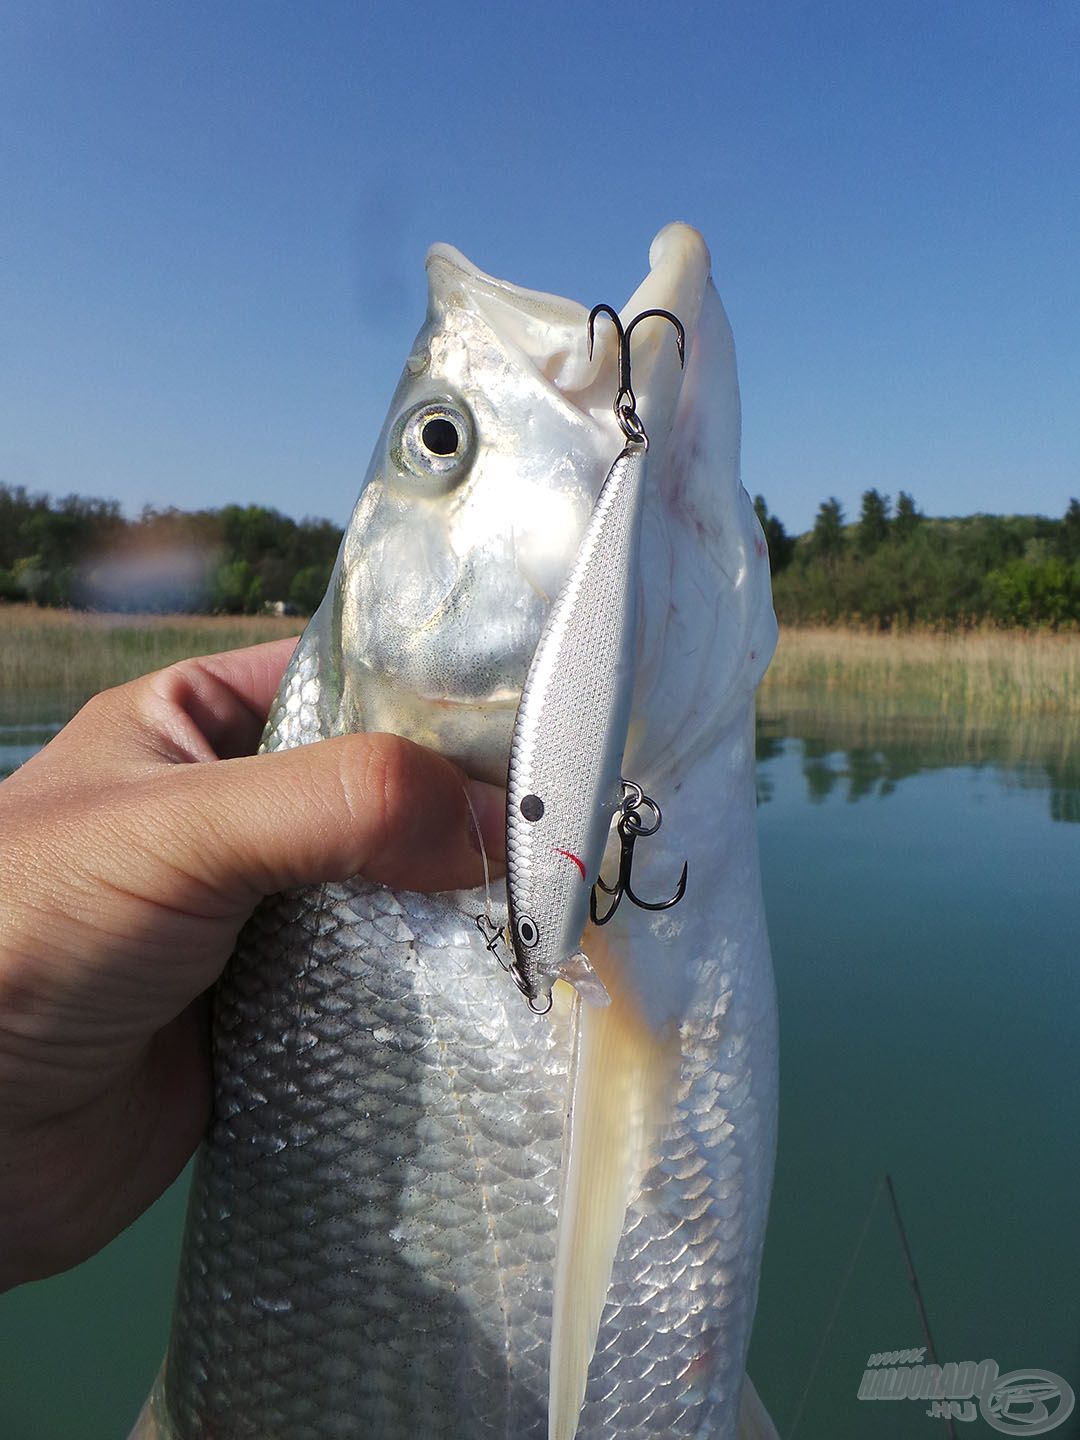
xmin=465 ymin=779 xmax=506 ymax=866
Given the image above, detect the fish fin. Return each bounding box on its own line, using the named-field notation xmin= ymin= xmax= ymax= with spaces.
xmin=126 ymin=1404 xmax=158 ymax=1440
xmin=554 ymin=951 xmax=610 ymax=1008
xmin=548 ymin=927 xmax=678 ymax=1440
xmin=127 ymin=1368 xmax=165 ymax=1438
xmin=737 ymin=1374 xmax=781 ymax=1440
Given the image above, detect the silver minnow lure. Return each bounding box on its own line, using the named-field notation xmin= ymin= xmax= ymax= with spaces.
xmin=503 ymin=307 xmax=686 ymax=1014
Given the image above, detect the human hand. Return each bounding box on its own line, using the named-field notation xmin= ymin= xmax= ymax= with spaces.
xmin=0 ymin=637 xmax=505 ymax=1291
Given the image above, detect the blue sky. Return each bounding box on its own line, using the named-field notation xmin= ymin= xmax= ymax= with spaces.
xmin=1 ymin=0 xmax=1077 ymax=535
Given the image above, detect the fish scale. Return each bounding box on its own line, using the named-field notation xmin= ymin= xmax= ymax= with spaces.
xmin=165 ymin=868 xmax=571 ymax=1438
xmin=572 ymin=954 xmax=773 ymax=1436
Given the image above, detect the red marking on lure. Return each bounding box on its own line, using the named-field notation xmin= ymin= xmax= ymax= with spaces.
xmin=754 ymin=535 xmax=767 ymax=558
xmin=554 ymin=848 xmax=587 ymax=882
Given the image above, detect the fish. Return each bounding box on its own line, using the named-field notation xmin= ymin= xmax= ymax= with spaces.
xmin=131 ymin=221 xmax=780 ymax=1440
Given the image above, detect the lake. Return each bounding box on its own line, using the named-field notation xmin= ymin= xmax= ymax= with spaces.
xmin=1 ymin=700 xmax=1077 ymax=1438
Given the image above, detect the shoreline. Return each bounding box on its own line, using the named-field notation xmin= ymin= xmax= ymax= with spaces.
xmin=762 ymin=623 xmax=1080 ymax=718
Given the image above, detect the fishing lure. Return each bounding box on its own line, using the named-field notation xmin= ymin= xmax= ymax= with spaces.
xmin=479 ymin=305 xmax=689 ymax=1014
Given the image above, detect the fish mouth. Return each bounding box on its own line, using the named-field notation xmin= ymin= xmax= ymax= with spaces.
xmin=422 ymin=687 xmax=521 ymax=711
xmin=611 ymin=222 xmax=711 ymax=448
xmin=426 ymin=223 xmax=713 ymax=454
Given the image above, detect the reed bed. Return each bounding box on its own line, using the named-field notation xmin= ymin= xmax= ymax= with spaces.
xmin=0 ymin=606 xmax=304 ymax=725
xmin=5 ymin=609 xmax=1080 ymax=733
xmin=762 ymin=624 xmax=1080 ymax=719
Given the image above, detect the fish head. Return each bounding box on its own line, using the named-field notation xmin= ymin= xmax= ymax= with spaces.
xmin=312 ymin=250 xmax=609 ymax=782
xmin=303 ymin=224 xmax=776 ymax=794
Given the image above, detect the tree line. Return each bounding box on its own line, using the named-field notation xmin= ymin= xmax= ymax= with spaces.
xmin=0 ymin=483 xmax=343 ymax=614
xmin=754 ymin=491 xmax=1080 ymax=627
xmin=4 ymin=479 xmax=1079 ymax=626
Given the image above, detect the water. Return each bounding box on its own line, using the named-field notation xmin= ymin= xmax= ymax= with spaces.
xmin=748 ymin=713 xmax=1080 ymax=1438
xmin=1 ymin=706 xmax=1077 ymax=1438
xmin=0 ymin=722 xmax=63 ymax=777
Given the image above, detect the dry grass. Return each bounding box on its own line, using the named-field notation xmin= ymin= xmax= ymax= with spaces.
xmin=762 ymin=624 xmax=1080 ymax=719
xmin=5 ymin=609 xmax=1080 ymax=734
xmin=0 ymin=606 xmax=304 ymax=725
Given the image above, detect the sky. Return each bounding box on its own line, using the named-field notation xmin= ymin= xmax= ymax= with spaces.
xmin=1 ymin=0 xmax=1077 ymax=536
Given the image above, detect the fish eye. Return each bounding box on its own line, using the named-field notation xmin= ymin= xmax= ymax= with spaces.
xmin=520 ymin=794 xmax=544 ymax=822
xmin=421 ymin=417 xmax=459 ymax=456
xmin=515 ymin=915 xmax=540 ymax=950
xmin=392 ymin=399 xmax=474 ymax=491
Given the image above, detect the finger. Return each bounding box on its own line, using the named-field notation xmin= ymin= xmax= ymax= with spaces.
xmin=117 ymin=731 xmax=506 ymax=915
xmin=140 ymin=636 xmax=303 ymax=761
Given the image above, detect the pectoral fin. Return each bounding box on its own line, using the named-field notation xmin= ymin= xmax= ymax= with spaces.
xmin=127 ymin=1371 xmax=165 ymax=1438
xmin=737 ymin=1374 xmax=781 ymax=1440
xmin=548 ymin=927 xmax=677 ymax=1440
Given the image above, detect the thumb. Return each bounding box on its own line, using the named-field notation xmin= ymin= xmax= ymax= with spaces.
xmin=138 ymin=731 xmax=506 ymax=911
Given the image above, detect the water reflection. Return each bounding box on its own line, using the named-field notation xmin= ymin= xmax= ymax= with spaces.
xmin=0 ymin=723 xmax=62 ymax=781
xmin=757 ymin=701 xmax=1080 ymax=823
xmin=7 ymin=701 xmax=1080 ymax=825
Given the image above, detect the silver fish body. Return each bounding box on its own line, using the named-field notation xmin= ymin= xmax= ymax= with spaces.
xmin=136 ymin=224 xmax=779 ymax=1440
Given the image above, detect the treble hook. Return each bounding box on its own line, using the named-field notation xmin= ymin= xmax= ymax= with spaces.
xmin=587 ymin=304 xmax=686 ymax=445
xmin=590 ymin=782 xmax=689 ymax=927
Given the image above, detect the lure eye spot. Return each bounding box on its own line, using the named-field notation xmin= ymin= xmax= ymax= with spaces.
xmin=520 ymin=794 xmax=544 ymax=822
xmin=515 ymin=915 xmax=540 ymax=949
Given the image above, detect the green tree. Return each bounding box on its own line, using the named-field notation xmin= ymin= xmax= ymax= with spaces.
xmin=810 ymin=497 xmax=846 ymax=561
xmin=220 ymin=505 xmax=291 ymax=564
xmin=893 ymin=491 xmax=922 ymax=543
xmin=752 ymin=495 xmax=795 ymax=573
xmin=12 ymin=555 xmax=50 ymax=604
xmin=1058 ymin=498 xmax=1080 ymax=564
xmin=858 ymin=489 xmax=890 ymax=555
xmin=986 ymin=556 xmax=1080 ymax=626
xmin=211 ymin=558 xmax=263 ymax=615
xmin=289 ymin=562 xmax=334 ymax=615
